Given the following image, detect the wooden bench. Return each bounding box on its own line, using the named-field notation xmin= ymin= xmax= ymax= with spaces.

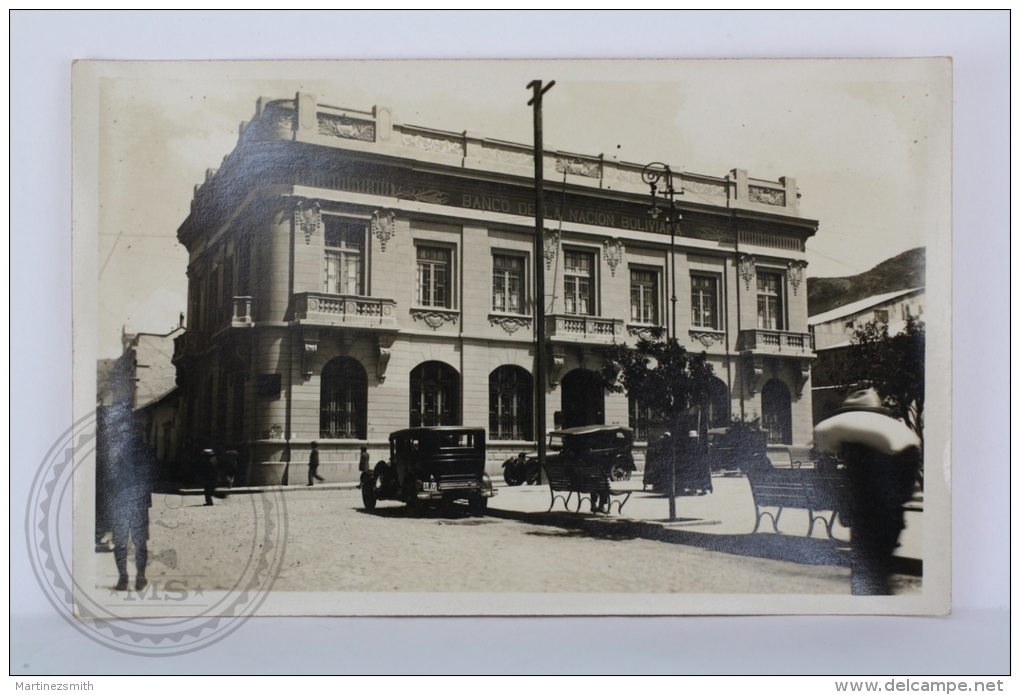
xmin=742 ymin=458 xmax=847 ymax=539
xmin=544 ymin=459 xmax=632 ymax=514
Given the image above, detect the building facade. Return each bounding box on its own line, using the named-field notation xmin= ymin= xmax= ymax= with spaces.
xmin=172 ymin=93 xmax=819 ymax=484
xmin=809 ymin=287 xmax=925 ymax=423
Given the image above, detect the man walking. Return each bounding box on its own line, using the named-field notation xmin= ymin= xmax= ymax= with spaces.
xmin=307 ymin=441 xmax=325 ymax=486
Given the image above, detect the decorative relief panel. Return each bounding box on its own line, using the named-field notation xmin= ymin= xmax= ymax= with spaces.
xmin=787 ymin=261 xmax=807 ymax=295
xmin=684 ymin=180 xmax=727 ymax=197
xmin=392 ymin=186 xmax=450 ymax=205
xmin=690 ymin=225 xmax=735 ymax=243
xmin=376 ymin=334 xmax=395 ymax=382
xmin=371 ymin=210 xmax=396 ymax=251
xmin=543 ymin=229 xmax=560 ymax=270
xmin=738 ymin=254 xmax=756 ymax=290
xmin=627 ymin=325 xmax=659 ymax=342
xmin=489 ymin=315 xmax=532 ymax=335
xmin=556 ymin=157 xmax=601 ymax=179
xmin=602 ymin=239 xmax=624 ymax=276
xmin=613 ymin=168 xmax=644 ymax=184
xmin=318 ymin=114 xmax=375 ymax=142
xmin=295 ymin=200 xmax=322 ymax=244
xmin=410 ymin=308 xmax=459 ymax=330
xmin=402 ymin=133 xmax=464 ymax=156
xmin=748 ymin=185 xmax=786 ymax=206
xmin=690 ymin=330 xmax=726 ymax=348
xmin=479 ymin=146 xmax=534 ymax=166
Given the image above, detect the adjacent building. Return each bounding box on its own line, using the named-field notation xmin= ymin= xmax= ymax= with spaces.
xmin=171 ymin=93 xmax=820 ymax=484
xmin=808 ymin=287 xmax=925 ymax=422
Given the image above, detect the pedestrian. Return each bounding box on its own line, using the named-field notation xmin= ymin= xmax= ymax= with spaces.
xmin=307 ymin=441 xmax=324 ymax=486
xmin=110 ymin=427 xmax=156 ymax=591
xmin=814 ymin=388 xmax=921 ymax=595
xmin=356 ymin=446 xmax=370 ymax=489
xmin=201 ymin=448 xmax=219 ymax=505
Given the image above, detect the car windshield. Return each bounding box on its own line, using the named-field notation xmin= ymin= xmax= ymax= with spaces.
xmin=547 ymin=433 xmax=565 ymax=451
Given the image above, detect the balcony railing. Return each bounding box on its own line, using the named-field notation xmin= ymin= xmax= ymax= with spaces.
xmin=737 ymin=329 xmax=814 ymax=354
xmin=232 ymin=296 xmax=253 ymax=328
xmin=546 ymin=314 xmax=624 ymax=344
xmin=292 ymin=292 xmax=398 ymax=329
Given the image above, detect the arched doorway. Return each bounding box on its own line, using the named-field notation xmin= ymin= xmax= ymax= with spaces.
xmin=761 ymin=378 xmax=792 ymax=445
xmin=561 ymin=369 xmax=604 ymax=429
xmin=320 ymin=357 xmax=368 ymax=439
xmin=705 ymin=377 xmax=730 ymax=430
xmin=489 ymin=365 xmax=533 ymax=441
xmin=410 ymin=361 xmax=460 ymax=427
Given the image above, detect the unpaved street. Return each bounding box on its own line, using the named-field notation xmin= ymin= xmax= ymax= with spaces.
xmin=101 ymin=486 xmax=854 ymax=595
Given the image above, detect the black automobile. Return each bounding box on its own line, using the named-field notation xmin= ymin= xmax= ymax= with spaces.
xmin=504 ymin=425 xmax=636 ymax=486
xmin=361 ymin=427 xmax=496 ymax=515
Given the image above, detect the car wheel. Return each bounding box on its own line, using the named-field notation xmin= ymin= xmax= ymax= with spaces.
xmin=361 ymin=473 xmax=377 ymax=510
xmin=610 ymin=461 xmax=632 ymax=482
xmin=468 ymin=494 xmax=488 ymax=516
xmin=503 ymin=463 xmax=525 ymax=487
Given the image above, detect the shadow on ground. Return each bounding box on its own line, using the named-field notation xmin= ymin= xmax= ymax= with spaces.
xmin=486 ymin=506 xmax=921 ymax=576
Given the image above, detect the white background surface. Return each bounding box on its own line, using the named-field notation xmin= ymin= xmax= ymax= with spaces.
xmin=10 ymin=10 xmax=1009 ymax=674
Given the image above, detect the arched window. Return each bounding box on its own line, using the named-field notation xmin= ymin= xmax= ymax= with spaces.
xmin=761 ymin=378 xmax=792 ymax=445
xmin=489 ymin=366 xmax=533 ymax=441
xmin=705 ymin=377 xmax=730 ymax=429
xmin=410 ymin=361 xmax=460 ymax=427
xmin=320 ymin=357 xmax=368 ymax=439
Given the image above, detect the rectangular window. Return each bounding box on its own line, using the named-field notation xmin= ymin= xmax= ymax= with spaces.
xmin=492 ymin=254 xmax=524 ymax=314
xmin=630 ymin=270 xmax=658 ymax=324
xmin=874 ymin=309 xmax=889 ymax=324
xmin=691 ymin=275 xmax=719 ymax=329
xmin=416 ymin=246 xmax=451 ymax=308
xmin=563 ymin=250 xmax=594 ymax=316
xmin=324 ymin=217 xmax=365 ymax=295
xmin=756 ymin=271 xmax=784 ymax=330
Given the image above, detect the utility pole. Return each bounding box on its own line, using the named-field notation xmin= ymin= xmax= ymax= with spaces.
xmin=528 ymin=79 xmax=554 ymax=483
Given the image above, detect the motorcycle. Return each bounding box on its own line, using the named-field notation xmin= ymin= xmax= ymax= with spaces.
xmin=501 ymin=452 xmax=540 ymax=486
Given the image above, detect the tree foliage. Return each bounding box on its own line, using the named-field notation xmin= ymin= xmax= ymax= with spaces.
xmin=817 ymin=316 xmax=925 ymax=434
xmin=598 ymin=326 xmax=717 ymax=427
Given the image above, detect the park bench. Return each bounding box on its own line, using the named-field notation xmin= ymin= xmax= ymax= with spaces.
xmin=742 ymin=457 xmax=847 ymax=540
xmin=544 ymin=458 xmax=632 ymax=515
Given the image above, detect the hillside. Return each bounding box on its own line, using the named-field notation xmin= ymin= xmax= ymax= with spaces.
xmin=807 ymin=247 xmax=925 ymax=317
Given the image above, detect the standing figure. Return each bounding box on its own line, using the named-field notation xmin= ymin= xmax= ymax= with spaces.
xmin=814 ymin=388 xmax=921 ymax=595
xmin=111 ymin=432 xmax=156 ymax=591
xmin=307 ymin=441 xmax=324 ymax=486
xmin=201 ymin=449 xmax=219 ymax=505
xmin=356 ymin=446 xmax=370 ymax=489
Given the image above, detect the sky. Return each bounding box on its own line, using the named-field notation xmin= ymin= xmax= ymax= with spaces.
xmin=95 ymin=59 xmax=949 ymax=357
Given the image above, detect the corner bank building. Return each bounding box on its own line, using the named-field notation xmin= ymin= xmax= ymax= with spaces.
xmin=173 ymin=93 xmax=819 ymax=485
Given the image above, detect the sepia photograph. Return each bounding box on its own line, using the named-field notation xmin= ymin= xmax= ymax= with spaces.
xmin=69 ymin=57 xmax=951 ymax=620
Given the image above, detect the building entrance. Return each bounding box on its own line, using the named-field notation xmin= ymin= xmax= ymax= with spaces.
xmin=762 ymin=378 xmax=792 ymax=445
xmin=560 ymin=369 xmax=605 ymax=429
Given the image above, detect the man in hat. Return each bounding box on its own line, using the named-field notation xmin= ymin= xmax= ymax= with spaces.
xmin=814 ymin=388 xmax=921 ymax=595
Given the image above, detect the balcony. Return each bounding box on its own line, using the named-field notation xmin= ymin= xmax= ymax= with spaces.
xmin=232 ymin=296 xmax=253 ymax=328
xmin=291 ymin=292 xmax=399 ymax=330
xmin=171 ymin=331 xmax=207 ymax=363
xmin=546 ymin=314 xmax=624 ymax=345
xmin=737 ymin=329 xmax=814 ymax=355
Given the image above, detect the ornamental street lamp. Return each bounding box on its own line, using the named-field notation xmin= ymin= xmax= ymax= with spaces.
xmin=641 ymin=163 xmax=683 ymax=341
xmin=641 ymin=162 xmax=683 ymax=521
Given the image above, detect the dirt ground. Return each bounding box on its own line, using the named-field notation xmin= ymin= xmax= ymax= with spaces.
xmin=98 ymin=487 xmax=860 ymax=595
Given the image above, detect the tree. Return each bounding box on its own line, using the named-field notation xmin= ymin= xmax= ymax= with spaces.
xmin=598 ymin=326 xmax=718 ymax=430
xmin=818 ymin=316 xmax=925 ymax=435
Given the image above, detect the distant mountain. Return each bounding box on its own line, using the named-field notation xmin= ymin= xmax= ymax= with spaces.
xmin=807 ymin=247 xmax=925 ymax=317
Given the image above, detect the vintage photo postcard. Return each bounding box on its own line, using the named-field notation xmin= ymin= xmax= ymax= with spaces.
xmin=68 ymin=59 xmax=951 ymax=622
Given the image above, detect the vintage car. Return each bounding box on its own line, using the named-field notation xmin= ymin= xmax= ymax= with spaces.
xmin=360 ymin=427 xmax=496 ymax=515
xmin=551 ymin=425 xmax=638 ymax=480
